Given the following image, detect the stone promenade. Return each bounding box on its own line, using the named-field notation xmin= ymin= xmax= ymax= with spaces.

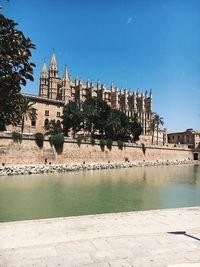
xmin=0 ymin=207 xmax=200 ymax=267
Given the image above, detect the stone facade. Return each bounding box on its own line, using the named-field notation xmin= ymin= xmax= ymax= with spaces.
xmin=167 ymin=128 xmax=200 ymax=149
xmin=0 ymin=135 xmax=194 ymax=165
xmin=8 ymin=52 xmax=156 ymax=135
xmin=7 ymin=95 xmax=64 ymax=134
xmin=39 ymin=52 xmax=153 ymax=134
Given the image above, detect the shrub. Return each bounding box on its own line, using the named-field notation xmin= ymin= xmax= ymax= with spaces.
xmin=90 ymin=138 xmax=95 ymax=146
xmin=50 ymin=134 xmax=64 ymax=154
xmin=117 ymin=140 xmax=124 ymax=150
xmin=141 ymin=143 xmax=146 ymax=155
xmin=106 ymin=139 xmax=113 ymax=150
xmin=100 ymin=139 xmax=106 ymax=151
xmin=34 ymin=132 xmax=44 ymax=149
xmin=83 ymin=137 xmax=88 ymax=142
xmin=12 ymin=131 xmax=22 ymax=143
xmin=76 ymin=136 xmax=82 ymax=147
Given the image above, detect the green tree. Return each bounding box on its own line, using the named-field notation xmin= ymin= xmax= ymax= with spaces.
xmin=150 ymin=117 xmax=157 ymax=145
xmin=129 ymin=114 xmax=143 ymax=142
xmin=154 ymin=114 xmax=164 ymax=145
xmin=0 ymin=11 xmax=35 ymax=130
xmin=62 ymin=101 xmax=83 ymax=137
xmin=105 ymin=110 xmax=121 ymax=138
xmin=45 ymin=119 xmax=63 ymax=135
xmin=105 ymin=110 xmax=129 ymax=139
xmin=82 ymin=97 xmax=98 ymax=135
xmin=20 ymin=97 xmax=37 ymax=133
xmin=95 ymin=98 xmax=111 ymax=136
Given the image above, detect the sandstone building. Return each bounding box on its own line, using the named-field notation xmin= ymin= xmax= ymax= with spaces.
xmin=168 ymin=129 xmax=200 ymax=149
xmin=9 ymin=52 xmax=155 ymax=135
xmin=39 ymin=53 xmax=153 ymax=132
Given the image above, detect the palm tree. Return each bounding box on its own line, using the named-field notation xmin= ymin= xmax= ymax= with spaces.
xmin=150 ymin=117 xmax=157 ymax=145
xmin=20 ymin=97 xmax=37 ymax=133
xmin=154 ymin=114 xmax=164 ymax=145
xmin=105 ymin=110 xmax=121 ymax=138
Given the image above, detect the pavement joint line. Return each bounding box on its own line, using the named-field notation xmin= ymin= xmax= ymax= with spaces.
xmin=1 ymin=207 xmax=200 ymax=266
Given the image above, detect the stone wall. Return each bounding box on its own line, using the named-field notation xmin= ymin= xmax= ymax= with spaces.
xmin=0 ymin=136 xmax=194 ymax=166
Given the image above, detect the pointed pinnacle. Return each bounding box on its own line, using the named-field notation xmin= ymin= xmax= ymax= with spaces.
xmin=41 ymin=62 xmax=48 ymax=74
xmin=50 ymin=52 xmax=57 ymax=66
xmin=62 ymin=65 xmax=69 ymax=81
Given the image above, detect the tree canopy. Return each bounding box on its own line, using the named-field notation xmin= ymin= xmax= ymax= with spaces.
xmin=62 ymin=101 xmax=83 ymax=137
xmin=0 ymin=11 xmax=35 ymax=130
xmin=62 ymin=97 xmax=144 ymax=142
xmin=129 ymin=114 xmax=143 ymax=142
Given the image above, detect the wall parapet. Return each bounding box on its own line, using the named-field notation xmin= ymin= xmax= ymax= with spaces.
xmin=0 ymin=132 xmax=192 ymax=152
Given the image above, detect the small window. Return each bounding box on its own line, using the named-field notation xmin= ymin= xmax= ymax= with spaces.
xmin=45 ymin=110 xmax=49 ymax=116
xmin=57 ymin=112 xmax=61 ymax=117
xmin=57 ymin=120 xmax=61 ymax=126
xmin=172 ymin=136 xmax=174 ymax=140
xmin=44 ymin=119 xmax=49 ymax=127
xmin=31 ymin=119 xmax=36 ymax=127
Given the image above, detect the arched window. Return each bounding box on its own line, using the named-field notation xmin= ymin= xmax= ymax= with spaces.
xmin=31 ymin=119 xmax=36 ymax=127
xmin=44 ymin=119 xmax=49 ymax=127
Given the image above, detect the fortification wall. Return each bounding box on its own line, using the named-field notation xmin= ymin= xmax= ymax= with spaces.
xmin=0 ymin=136 xmax=193 ymax=165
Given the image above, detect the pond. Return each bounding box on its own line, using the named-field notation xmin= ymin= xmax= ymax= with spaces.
xmin=0 ymin=165 xmax=200 ymax=222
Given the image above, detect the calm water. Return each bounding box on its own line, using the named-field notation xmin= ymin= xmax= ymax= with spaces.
xmin=0 ymin=165 xmax=200 ymax=222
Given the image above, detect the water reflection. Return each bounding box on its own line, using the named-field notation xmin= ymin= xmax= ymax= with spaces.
xmin=0 ymin=165 xmax=200 ymax=222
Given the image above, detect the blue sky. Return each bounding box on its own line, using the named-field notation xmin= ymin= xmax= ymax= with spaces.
xmin=2 ymin=0 xmax=200 ymax=132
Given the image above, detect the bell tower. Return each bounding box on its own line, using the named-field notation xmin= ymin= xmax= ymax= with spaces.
xmin=39 ymin=61 xmax=48 ymax=98
xmin=48 ymin=52 xmax=60 ymax=100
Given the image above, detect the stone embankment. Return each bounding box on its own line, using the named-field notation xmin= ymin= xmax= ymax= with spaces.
xmin=0 ymin=159 xmax=198 ymax=176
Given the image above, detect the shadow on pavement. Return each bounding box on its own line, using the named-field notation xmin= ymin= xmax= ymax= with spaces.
xmin=168 ymin=231 xmax=200 ymax=242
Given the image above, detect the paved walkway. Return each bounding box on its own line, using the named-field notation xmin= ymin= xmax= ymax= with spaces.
xmin=0 ymin=207 xmax=200 ymax=267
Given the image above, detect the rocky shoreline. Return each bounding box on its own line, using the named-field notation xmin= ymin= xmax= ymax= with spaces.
xmin=0 ymin=159 xmax=198 ymax=176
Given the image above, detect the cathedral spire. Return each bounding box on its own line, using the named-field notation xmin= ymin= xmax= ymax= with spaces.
xmin=62 ymin=65 xmax=70 ymax=87
xmin=62 ymin=65 xmax=69 ymax=81
xmin=39 ymin=60 xmax=48 ymax=98
xmin=50 ymin=51 xmax=58 ymax=68
xmin=150 ymin=88 xmax=152 ymax=97
xmin=41 ymin=62 xmax=48 ymax=74
xmin=145 ymin=89 xmax=148 ymax=98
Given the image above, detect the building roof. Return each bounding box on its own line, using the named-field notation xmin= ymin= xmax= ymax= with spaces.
xmin=168 ymin=129 xmax=200 ymax=135
xmin=23 ymin=94 xmax=64 ymax=106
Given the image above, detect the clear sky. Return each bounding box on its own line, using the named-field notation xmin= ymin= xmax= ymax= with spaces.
xmin=2 ymin=0 xmax=200 ymax=132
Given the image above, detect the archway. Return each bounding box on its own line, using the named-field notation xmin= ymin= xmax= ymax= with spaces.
xmin=193 ymin=153 xmax=199 ymax=160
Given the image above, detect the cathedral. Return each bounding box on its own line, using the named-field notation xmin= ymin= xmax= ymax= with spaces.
xmin=39 ymin=52 xmax=153 ymax=134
